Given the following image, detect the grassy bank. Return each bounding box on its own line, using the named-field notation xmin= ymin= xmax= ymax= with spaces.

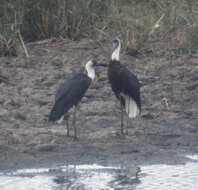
xmin=1 ymin=0 xmax=198 ymax=56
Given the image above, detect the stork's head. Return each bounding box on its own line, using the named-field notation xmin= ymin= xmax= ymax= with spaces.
xmin=113 ymin=38 xmax=121 ymax=50
xmin=85 ymin=60 xmax=106 ymax=80
xmin=86 ymin=60 xmax=100 ymax=69
xmin=112 ymin=38 xmax=121 ymax=61
xmin=86 ymin=60 xmax=96 ymax=69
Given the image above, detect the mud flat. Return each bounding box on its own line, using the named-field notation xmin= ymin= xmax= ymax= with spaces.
xmin=0 ymin=38 xmax=198 ymax=170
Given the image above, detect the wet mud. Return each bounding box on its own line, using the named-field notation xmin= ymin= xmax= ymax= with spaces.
xmin=0 ymin=38 xmax=198 ymax=170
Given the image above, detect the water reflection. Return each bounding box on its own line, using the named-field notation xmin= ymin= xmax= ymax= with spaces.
xmin=51 ymin=165 xmax=140 ymax=189
xmin=0 ymin=155 xmax=198 ymax=190
xmin=0 ymin=165 xmax=139 ymax=190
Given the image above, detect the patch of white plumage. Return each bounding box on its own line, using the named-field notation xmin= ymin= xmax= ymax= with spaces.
xmin=85 ymin=60 xmax=95 ymax=80
xmin=57 ymin=115 xmax=64 ymax=124
xmin=124 ymin=95 xmax=140 ymax=118
xmin=111 ymin=39 xmax=121 ymax=61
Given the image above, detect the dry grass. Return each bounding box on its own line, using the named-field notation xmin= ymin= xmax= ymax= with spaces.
xmin=1 ymin=0 xmax=198 ymax=56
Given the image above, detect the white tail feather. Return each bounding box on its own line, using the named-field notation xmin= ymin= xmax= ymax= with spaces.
xmin=125 ymin=96 xmax=140 ymax=118
xmin=57 ymin=116 xmax=64 ymax=124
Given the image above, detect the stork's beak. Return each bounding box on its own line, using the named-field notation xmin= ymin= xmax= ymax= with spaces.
xmin=95 ymin=63 xmax=107 ymax=67
xmin=92 ymin=60 xmax=107 ymax=67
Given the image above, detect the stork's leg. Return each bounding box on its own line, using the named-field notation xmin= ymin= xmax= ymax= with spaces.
xmin=66 ymin=115 xmax=70 ymax=137
xmin=73 ymin=106 xmax=78 ymax=140
xmin=126 ymin=98 xmax=130 ymax=135
xmin=120 ymin=104 xmax=124 ymax=135
xmin=126 ymin=117 xmax=129 ymax=135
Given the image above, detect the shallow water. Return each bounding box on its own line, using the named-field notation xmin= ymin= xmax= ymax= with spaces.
xmin=136 ymin=162 xmax=198 ymax=190
xmin=0 ymin=155 xmax=198 ymax=190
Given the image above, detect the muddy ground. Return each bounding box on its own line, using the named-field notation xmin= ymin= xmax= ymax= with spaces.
xmin=0 ymin=38 xmax=198 ymax=171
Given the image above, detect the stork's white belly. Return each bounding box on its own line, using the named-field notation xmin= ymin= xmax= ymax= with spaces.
xmin=121 ymin=94 xmax=140 ymax=118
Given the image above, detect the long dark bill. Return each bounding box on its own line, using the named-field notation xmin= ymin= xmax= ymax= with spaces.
xmin=95 ymin=63 xmax=108 ymax=67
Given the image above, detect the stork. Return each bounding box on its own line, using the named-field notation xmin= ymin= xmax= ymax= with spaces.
xmin=108 ymin=39 xmax=141 ymax=135
xmin=49 ymin=60 xmax=104 ymax=139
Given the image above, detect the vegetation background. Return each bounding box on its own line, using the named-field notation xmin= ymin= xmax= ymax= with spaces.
xmin=1 ymin=0 xmax=198 ymax=56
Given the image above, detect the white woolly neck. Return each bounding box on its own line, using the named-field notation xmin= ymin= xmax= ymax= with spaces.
xmin=85 ymin=61 xmax=95 ymax=80
xmin=111 ymin=40 xmax=121 ymax=61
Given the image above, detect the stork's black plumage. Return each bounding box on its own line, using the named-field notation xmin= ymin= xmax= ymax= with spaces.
xmin=108 ymin=60 xmax=141 ymax=111
xmin=108 ymin=39 xmax=141 ymax=134
xmin=49 ymin=74 xmax=91 ymax=122
xmin=49 ymin=60 xmax=102 ymax=139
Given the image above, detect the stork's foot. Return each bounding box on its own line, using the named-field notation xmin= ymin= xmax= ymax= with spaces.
xmin=115 ymin=131 xmax=126 ymax=139
xmin=73 ymin=136 xmax=79 ymax=141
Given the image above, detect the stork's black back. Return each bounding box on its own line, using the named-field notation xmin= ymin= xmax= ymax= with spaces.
xmin=49 ymin=73 xmax=91 ymax=122
xmin=108 ymin=60 xmax=141 ymax=111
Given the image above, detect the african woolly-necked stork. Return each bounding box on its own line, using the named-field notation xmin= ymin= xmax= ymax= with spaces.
xmin=108 ymin=39 xmax=141 ymax=135
xmin=49 ymin=60 xmax=104 ymax=139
